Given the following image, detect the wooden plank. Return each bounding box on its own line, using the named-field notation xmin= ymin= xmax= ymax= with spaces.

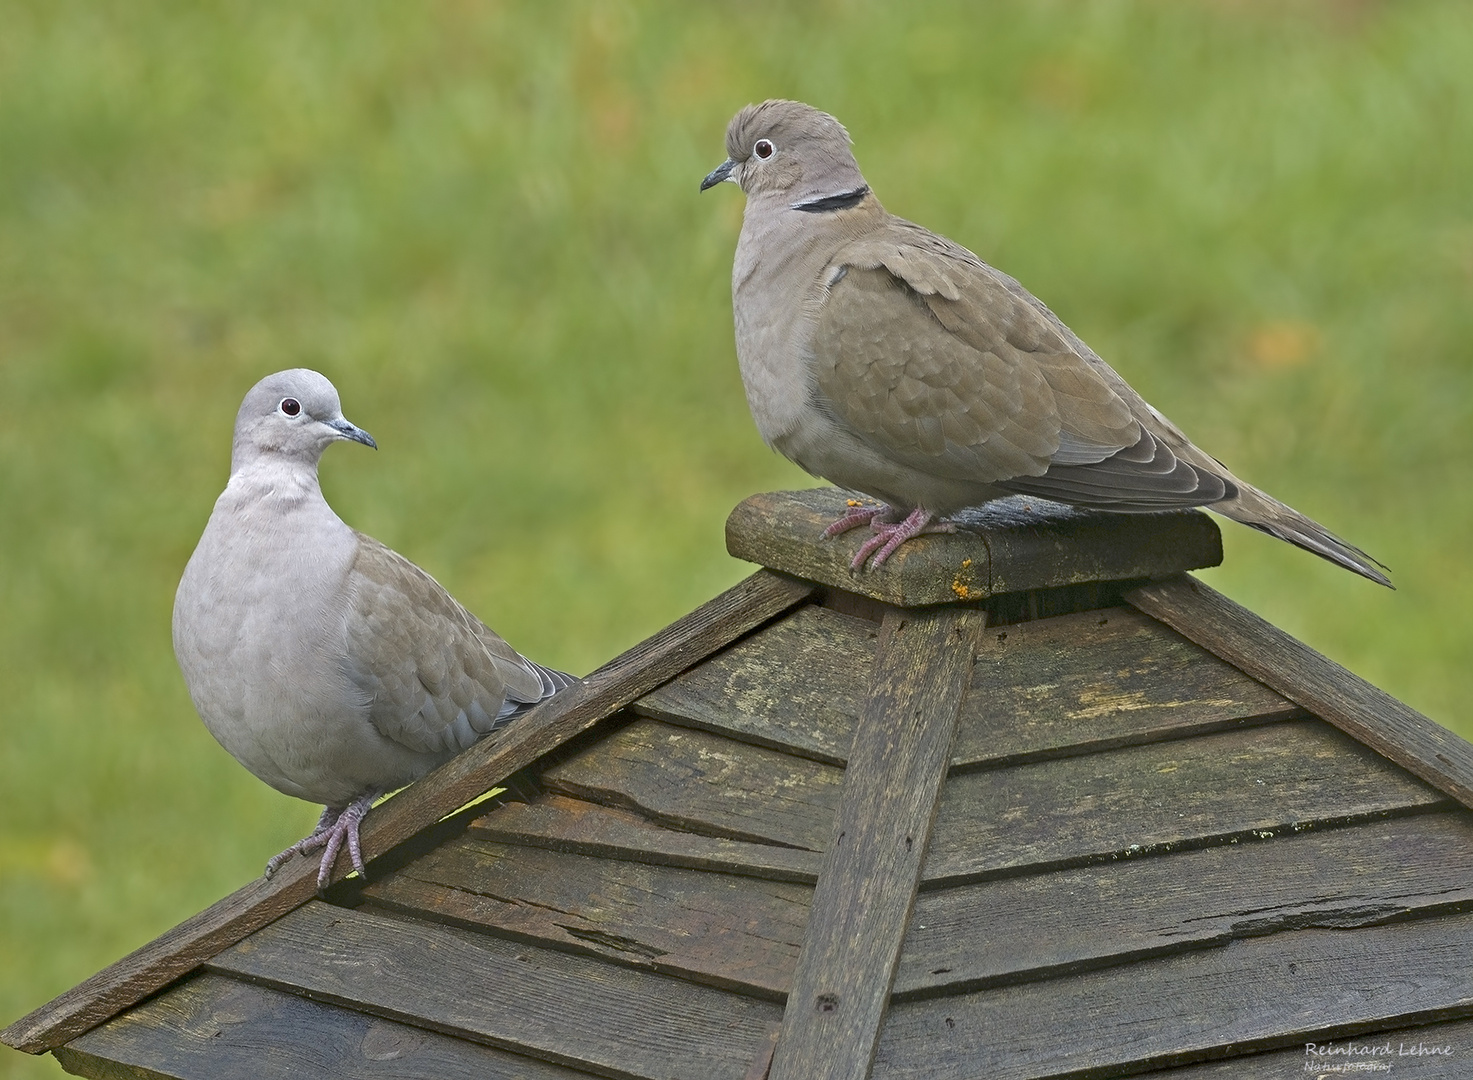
xmin=924 ymin=718 xmax=1445 ymax=885
xmin=955 ymin=606 xmax=1301 ymax=768
xmin=1130 ymin=1016 xmax=1473 ymax=1079
xmin=770 ymin=607 xmax=986 ymax=1080
xmin=542 ymin=718 xmax=1443 ymax=889
xmin=636 ymin=604 xmax=878 ymax=766
xmin=205 ymin=902 xmax=782 ymax=1080
xmin=872 ymin=908 xmax=1473 ymax=1079
xmin=726 ymin=487 xmax=1222 ymax=606
xmin=898 ymin=810 xmax=1473 ymax=997
xmin=2 ymin=570 xmax=813 ymax=1055
xmin=55 ymin=972 xmax=595 ymax=1080
xmin=360 ymin=834 xmax=811 ymax=998
xmin=1127 ymin=574 xmax=1473 ymax=809
xmin=542 ymin=718 xmax=844 ymax=850
xmin=470 ymin=794 xmax=823 ymax=883
xmin=636 ymin=604 xmax=1299 ymax=771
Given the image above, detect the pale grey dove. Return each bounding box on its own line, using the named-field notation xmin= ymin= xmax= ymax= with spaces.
xmin=701 ymin=100 xmax=1390 ymax=586
xmin=173 ymin=369 xmax=575 ymax=887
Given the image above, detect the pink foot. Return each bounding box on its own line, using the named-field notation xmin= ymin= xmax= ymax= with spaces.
xmin=850 ymin=507 xmax=956 ymax=571
xmin=264 ymin=791 xmax=379 ymax=889
xmin=822 ymin=502 xmax=888 ymax=538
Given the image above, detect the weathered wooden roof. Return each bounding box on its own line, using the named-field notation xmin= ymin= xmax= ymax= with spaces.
xmin=10 ymin=488 xmax=1473 ymax=1079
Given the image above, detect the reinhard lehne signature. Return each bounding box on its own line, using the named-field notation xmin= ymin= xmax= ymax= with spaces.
xmin=1304 ymin=1039 xmax=1456 ymax=1074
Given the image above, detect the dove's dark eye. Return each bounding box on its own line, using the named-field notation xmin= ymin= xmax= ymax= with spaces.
xmin=754 ymin=139 xmax=775 ymax=160
xmin=280 ymin=398 xmax=301 ymax=417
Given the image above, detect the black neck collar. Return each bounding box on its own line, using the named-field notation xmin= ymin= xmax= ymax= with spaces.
xmin=792 ymin=185 xmax=870 ymax=213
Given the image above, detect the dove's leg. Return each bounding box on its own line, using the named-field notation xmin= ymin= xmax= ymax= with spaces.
xmin=822 ymin=502 xmax=890 ymax=538
xmin=311 ymin=791 xmax=377 ymax=889
xmin=262 ymin=792 xmax=380 ymax=888
xmin=851 ymin=507 xmax=956 ymax=571
xmin=263 ymin=805 xmax=342 ymax=878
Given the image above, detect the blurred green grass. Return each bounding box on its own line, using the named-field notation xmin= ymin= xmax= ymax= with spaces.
xmin=2 ymin=1 xmax=1470 ymax=1075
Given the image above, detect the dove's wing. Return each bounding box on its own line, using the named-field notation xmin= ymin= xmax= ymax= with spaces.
xmin=812 ymin=220 xmax=1232 ymax=509
xmin=342 ymin=533 xmax=573 ymax=757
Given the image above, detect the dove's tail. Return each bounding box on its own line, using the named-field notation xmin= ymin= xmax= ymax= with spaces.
xmin=1211 ymin=484 xmax=1392 ymax=588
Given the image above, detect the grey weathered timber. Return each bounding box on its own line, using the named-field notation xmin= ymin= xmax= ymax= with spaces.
xmin=55 ymin=973 xmax=595 ymax=1080
xmin=206 ymin=902 xmax=782 ymax=1080
xmin=1130 ymin=1016 xmax=1473 ymax=1078
xmin=1128 ymin=574 xmax=1473 ymax=809
xmin=360 ymin=835 xmax=811 ymax=998
xmin=872 ymin=909 xmax=1473 ymax=1079
xmin=470 ymin=794 xmax=824 ymax=883
xmin=637 ymin=603 xmax=879 ymax=765
xmin=956 ymin=606 xmax=1300 ymax=767
xmin=638 ymin=604 xmax=1298 ymax=770
xmin=541 ymin=717 xmax=1443 ymax=883
xmin=726 ymin=488 xmax=1222 ymax=606
xmin=2 ymin=570 xmax=812 ymax=1056
xmin=925 ymin=719 xmax=1446 ymax=885
xmin=898 ymin=810 xmax=1473 ymax=997
xmin=770 ymin=607 xmax=986 ymax=1080
xmin=543 ymin=718 xmax=844 ymax=850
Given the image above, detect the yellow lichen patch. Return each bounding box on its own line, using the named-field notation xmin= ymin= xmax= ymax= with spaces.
xmin=951 ymin=556 xmax=976 ymax=599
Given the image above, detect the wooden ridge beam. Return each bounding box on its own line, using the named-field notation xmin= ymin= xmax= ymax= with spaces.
xmin=1127 ymin=574 xmax=1473 ymax=809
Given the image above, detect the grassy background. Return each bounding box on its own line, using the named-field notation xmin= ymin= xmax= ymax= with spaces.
xmin=2 ymin=1 xmax=1470 ymax=1074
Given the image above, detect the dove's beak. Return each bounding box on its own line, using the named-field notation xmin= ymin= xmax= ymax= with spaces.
xmin=700 ymin=159 xmax=735 ymax=191
xmin=328 ymin=417 xmax=377 ymax=449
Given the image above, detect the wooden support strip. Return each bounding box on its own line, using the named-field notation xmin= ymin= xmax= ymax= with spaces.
xmin=205 ymin=902 xmax=781 ymax=1080
xmin=769 ymin=607 xmax=986 ymax=1080
xmin=2 ymin=570 xmax=813 ymax=1055
xmin=1127 ymin=575 xmax=1473 ymax=809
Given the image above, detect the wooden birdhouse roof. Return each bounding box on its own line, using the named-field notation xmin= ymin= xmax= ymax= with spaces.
xmin=9 ymin=488 xmax=1473 ymax=1079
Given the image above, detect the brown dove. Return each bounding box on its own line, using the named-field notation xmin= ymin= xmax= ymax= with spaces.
xmin=701 ymin=99 xmax=1389 ymax=586
xmin=173 ymin=369 xmax=576 ymax=888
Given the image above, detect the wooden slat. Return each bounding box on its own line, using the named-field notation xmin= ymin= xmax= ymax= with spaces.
xmin=924 ymin=718 xmax=1446 ymax=885
xmin=469 ymin=794 xmax=823 ymax=882
xmin=360 ymin=834 xmax=811 ymax=998
xmin=55 ymin=972 xmax=595 ymax=1080
xmin=898 ymin=810 xmax=1473 ymax=997
xmin=872 ymin=909 xmax=1473 ymax=1079
xmin=770 ymin=608 xmax=986 ymax=1080
xmin=1132 ymin=1016 xmax=1473 ymax=1078
xmin=636 ymin=604 xmax=878 ymax=765
xmin=726 ymin=487 xmax=1222 ymax=606
xmin=541 ymin=718 xmax=1443 ymax=888
xmin=542 ymin=718 xmax=844 ymax=850
xmin=637 ymin=604 xmax=1299 ymax=771
xmin=955 ymin=606 xmax=1300 ymax=767
xmin=2 ymin=570 xmax=813 ymax=1055
xmin=205 ymin=902 xmax=781 ymax=1080
xmin=1127 ymin=574 xmax=1473 ymax=808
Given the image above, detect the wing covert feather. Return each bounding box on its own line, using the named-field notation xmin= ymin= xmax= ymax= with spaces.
xmin=342 ymin=534 xmax=558 ymax=756
xmin=814 ymin=220 xmax=1233 ymax=508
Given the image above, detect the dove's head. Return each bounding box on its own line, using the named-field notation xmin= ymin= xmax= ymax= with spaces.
xmin=230 ymin=368 xmax=376 ymax=474
xmin=701 ymin=100 xmax=867 ymax=206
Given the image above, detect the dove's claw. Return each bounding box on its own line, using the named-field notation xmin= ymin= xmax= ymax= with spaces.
xmin=849 ymin=507 xmax=955 ymax=571
xmin=263 ymin=792 xmax=378 ymax=889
